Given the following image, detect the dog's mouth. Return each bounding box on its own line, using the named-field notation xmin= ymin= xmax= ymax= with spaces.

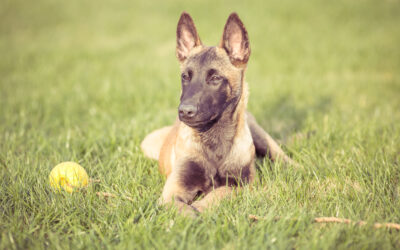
xmin=180 ymin=119 xmax=208 ymax=128
xmin=179 ymin=113 xmax=220 ymax=131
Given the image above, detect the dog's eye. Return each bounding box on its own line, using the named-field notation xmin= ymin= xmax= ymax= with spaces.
xmin=181 ymin=73 xmax=190 ymax=82
xmin=209 ymin=75 xmax=222 ymax=84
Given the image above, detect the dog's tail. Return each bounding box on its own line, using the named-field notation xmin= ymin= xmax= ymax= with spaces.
xmin=141 ymin=126 xmax=173 ymax=160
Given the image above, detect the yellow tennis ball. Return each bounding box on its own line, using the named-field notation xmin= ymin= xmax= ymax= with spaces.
xmin=49 ymin=162 xmax=89 ymax=193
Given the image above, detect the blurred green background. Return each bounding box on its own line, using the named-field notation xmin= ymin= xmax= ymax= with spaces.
xmin=1 ymin=0 xmax=400 ymax=249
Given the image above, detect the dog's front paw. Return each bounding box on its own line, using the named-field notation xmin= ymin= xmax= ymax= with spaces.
xmin=191 ymin=200 xmax=207 ymax=213
xmin=179 ymin=204 xmax=199 ymax=218
xmin=159 ymin=196 xmax=199 ymax=218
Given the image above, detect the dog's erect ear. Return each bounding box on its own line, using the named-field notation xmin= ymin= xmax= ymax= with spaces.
xmin=219 ymin=13 xmax=250 ymax=68
xmin=176 ymin=12 xmax=202 ymax=62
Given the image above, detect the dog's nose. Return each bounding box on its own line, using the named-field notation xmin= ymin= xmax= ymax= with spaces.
xmin=178 ymin=104 xmax=197 ymax=119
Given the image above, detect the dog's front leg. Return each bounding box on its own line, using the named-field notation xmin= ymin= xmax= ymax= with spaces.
xmin=191 ymin=186 xmax=233 ymax=213
xmin=159 ymin=173 xmax=199 ymax=217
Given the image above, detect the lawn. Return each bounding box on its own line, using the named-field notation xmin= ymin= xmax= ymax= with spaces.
xmin=1 ymin=0 xmax=400 ymax=249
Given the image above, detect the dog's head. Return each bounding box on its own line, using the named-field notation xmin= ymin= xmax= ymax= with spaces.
xmin=176 ymin=12 xmax=250 ymax=130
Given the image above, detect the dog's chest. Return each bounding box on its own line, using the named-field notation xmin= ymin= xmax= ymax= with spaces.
xmin=177 ymin=119 xmax=255 ymax=192
xmin=180 ymin=156 xmax=253 ymax=195
xmin=184 ymin=130 xmax=255 ymax=192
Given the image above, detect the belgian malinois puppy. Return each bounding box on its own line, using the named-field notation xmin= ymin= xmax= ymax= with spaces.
xmin=141 ymin=12 xmax=293 ymax=216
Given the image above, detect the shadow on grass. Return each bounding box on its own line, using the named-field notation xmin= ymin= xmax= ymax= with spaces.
xmin=257 ymin=94 xmax=332 ymax=140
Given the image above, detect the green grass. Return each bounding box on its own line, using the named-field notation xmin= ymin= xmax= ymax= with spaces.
xmin=1 ymin=0 xmax=400 ymax=249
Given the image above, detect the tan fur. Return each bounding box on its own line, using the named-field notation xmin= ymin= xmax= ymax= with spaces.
xmin=156 ymin=76 xmax=255 ymax=213
xmin=158 ymin=121 xmax=179 ymax=176
xmin=141 ymin=12 xmax=293 ymax=216
xmin=191 ymin=186 xmax=233 ymax=212
xmin=141 ymin=126 xmax=173 ymax=160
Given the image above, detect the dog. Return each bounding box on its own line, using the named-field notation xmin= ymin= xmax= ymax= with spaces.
xmin=141 ymin=12 xmax=293 ymax=216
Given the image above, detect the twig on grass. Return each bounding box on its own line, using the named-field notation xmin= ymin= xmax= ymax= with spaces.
xmin=96 ymin=192 xmax=134 ymax=202
xmin=90 ymin=178 xmax=101 ymax=183
xmin=249 ymin=214 xmax=280 ymax=221
xmin=314 ymin=217 xmax=400 ymax=230
xmin=122 ymin=195 xmax=134 ymax=202
xmin=248 ymin=214 xmax=400 ymax=230
xmin=96 ymin=192 xmax=116 ymax=198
